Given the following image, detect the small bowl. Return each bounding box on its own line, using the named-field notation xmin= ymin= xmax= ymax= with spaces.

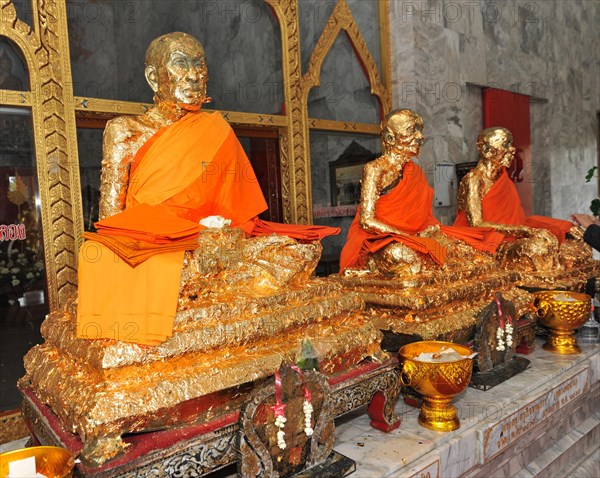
xmin=532 ymin=290 xmax=591 ymax=354
xmin=399 ymin=341 xmax=473 ymax=432
xmin=0 ymin=446 xmax=74 ymax=478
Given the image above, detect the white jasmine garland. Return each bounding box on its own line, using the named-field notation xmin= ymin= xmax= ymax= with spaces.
xmin=303 ymin=399 xmax=314 ymax=437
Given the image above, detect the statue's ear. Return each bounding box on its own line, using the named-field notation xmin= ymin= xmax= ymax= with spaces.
xmin=145 ymin=65 xmax=159 ymax=93
xmin=382 ymin=129 xmax=395 ymax=147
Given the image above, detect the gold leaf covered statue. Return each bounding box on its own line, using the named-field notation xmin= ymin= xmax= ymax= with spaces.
xmin=454 ymin=127 xmax=589 ymax=273
xmin=340 ymin=109 xmax=503 ymax=276
xmin=335 ymin=109 xmax=530 ymax=346
xmin=21 ymin=32 xmax=382 ymax=466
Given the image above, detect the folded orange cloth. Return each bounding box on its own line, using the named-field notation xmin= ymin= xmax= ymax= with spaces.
xmin=77 ymin=111 xmax=268 ymax=346
xmin=454 ymin=168 xmax=572 ymax=243
xmin=82 ymin=232 xmax=199 ymax=267
xmin=94 ymin=203 xmax=202 ymax=244
xmin=340 ymin=162 xmax=502 ymax=272
xmin=77 ymin=242 xmax=183 ymax=346
xmin=251 ymin=219 xmax=341 ymax=241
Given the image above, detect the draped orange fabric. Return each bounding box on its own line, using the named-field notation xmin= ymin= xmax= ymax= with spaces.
xmin=453 ymin=168 xmax=572 ymax=243
xmin=77 ymin=112 xmax=268 ymax=345
xmin=340 ymin=162 xmax=503 ymax=272
xmin=252 ymin=219 xmax=340 ymax=241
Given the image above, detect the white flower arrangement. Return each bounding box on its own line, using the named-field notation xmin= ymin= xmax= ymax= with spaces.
xmin=303 ymin=399 xmax=314 ymax=437
xmin=199 ymin=215 xmax=232 ymax=228
xmin=494 ymin=297 xmax=514 ymax=352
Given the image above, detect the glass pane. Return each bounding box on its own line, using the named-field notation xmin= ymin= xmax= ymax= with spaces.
xmin=0 ymin=37 xmax=29 ymax=91
xmin=347 ymin=0 xmax=382 ymax=75
xmin=299 ymin=0 xmax=335 ymax=74
xmin=307 ymin=33 xmax=381 ymax=124
xmin=67 ymin=0 xmax=284 ymax=114
xmin=310 ymin=130 xmax=380 ymax=272
xmin=9 ymin=1 xmax=34 ymax=29
xmin=78 ymin=127 xmax=104 ymax=231
xmin=0 ymin=106 xmax=47 ymax=411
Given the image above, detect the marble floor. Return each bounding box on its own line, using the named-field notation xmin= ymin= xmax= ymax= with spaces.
xmin=1 ymin=340 xmax=598 ymax=477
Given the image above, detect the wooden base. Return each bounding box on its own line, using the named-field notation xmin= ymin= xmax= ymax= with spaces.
xmin=21 ymin=359 xmax=400 ymax=477
xmin=293 ymin=451 xmax=355 ymax=477
xmin=470 ymin=356 xmax=531 ymax=391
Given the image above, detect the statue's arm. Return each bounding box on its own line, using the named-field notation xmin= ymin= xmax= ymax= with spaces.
xmin=359 ymin=161 xmax=408 ymax=236
xmin=98 ymin=118 xmax=134 ymax=220
xmin=462 ymin=175 xmax=533 ymax=236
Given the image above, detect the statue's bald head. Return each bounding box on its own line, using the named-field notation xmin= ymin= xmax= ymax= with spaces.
xmin=145 ymin=32 xmax=204 ymax=70
xmin=477 ymin=127 xmax=515 ymax=168
xmin=381 ymin=108 xmax=424 ymax=156
xmin=144 ymin=32 xmax=208 ymax=107
xmin=477 ymin=127 xmax=512 ymax=152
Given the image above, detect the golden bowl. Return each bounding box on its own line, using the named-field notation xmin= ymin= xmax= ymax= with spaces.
xmin=399 ymin=341 xmax=473 ymax=432
xmin=532 ymin=290 xmax=591 ymax=354
xmin=0 ymin=446 xmax=74 ymax=478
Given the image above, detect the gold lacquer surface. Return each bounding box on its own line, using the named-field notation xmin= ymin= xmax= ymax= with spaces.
xmin=0 ymin=446 xmax=74 ymax=478
xmin=532 ymin=290 xmax=591 ymax=354
xmin=399 ymin=341 xmax=473 ymax=432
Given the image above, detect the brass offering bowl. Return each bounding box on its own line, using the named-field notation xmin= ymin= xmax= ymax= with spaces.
xmin=0 ymin=446 xmax=74 ymax=478
xmin=399 ymin=341 xmax=473 ymax=432
xmin=532 ymin=290 xmax=591 ymax=354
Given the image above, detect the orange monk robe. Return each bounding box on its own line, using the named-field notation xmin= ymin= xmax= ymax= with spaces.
xmin=340 ymin=162 xmax=504 ymax=272
xmin=77 ymin=112 xmax=268 ymax=345
xmin=454 ymin=168 xmax=572 ymax=243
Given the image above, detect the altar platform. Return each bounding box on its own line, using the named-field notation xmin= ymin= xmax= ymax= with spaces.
xmin=329 ymin=339 xmax=599 ymax=478
xmin=4 ymin=340 xmax=599 ymax=477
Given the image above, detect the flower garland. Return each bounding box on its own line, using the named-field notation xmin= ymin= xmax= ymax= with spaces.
xmin=494 ymin=296 xmax=513 ymax=352
xmin=271 ymin=365 xmax=314 ymax=450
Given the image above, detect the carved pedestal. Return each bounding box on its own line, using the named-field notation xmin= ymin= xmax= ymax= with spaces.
xmin=20 ymin=359 xmax=401 ymax=477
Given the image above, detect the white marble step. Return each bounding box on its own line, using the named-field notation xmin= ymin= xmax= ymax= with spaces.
xmin=514 ymin=411 xmax=600 ymax=478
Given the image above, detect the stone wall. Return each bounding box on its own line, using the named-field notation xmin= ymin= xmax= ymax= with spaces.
xmin=388 ymin=0 xmax=600 ymax=221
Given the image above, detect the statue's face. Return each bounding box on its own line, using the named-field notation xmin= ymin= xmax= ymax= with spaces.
xmin=154 ymin=38 xmax=207 ymax=106
xmin=480 ymin=129 xmax=515 ymax=168
xmin=385 ymin=112 xmax=425 ymax=157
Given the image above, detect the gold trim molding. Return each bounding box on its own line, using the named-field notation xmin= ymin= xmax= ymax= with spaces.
xmin=0 ymin=88 xmax=30 ymax=106
xmin=1 ymin=0 xmax=82 ymax=309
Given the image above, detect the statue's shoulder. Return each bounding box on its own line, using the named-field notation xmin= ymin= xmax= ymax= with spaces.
xmin=103 ymin=114 xmax=149 ymax=143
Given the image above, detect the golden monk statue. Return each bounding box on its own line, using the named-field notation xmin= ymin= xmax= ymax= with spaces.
xmin=77 ymin=32 xmax=335 ymax=346
xmin=454 ymin=127 xmax=585 ymax=272
xmin=340 ymin=109 xmax=502 ymax=276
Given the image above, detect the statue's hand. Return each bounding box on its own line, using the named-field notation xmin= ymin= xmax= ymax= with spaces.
xmin=568 ymin=225 xmax=584 ymax=241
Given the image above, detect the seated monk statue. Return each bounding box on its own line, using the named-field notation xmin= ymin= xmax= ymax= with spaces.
xmin=340 ymin=108 xmax=504 ymax=276
xmin=454 ymin=127 xmax=587 ymax=272
xmin=76 ymin=32 xmax=337 ymax=346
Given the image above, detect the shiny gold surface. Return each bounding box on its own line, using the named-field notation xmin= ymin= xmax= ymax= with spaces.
xmin=458 ymin=127 xmax=560 ymax=272
xmin=22 ymin=309 xmax=381 ymax=464
xmin=41 ymin=282 xmax=360 ymax=369
xmin=359 ymin=110 xmax=423 ymax=243
xmin=1 ymin=0 xmax=82 ymax=308
xmin=399 ymin=341 xmax=473 ymax=432
xmin=532 ymin=290 xmax=591 ymax=354
xmin=0 ymin=446 xmax=74 ymax=478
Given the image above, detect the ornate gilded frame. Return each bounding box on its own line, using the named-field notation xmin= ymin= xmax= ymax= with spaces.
xmin=0 ymin=0 xmax=391 ymax=308
xmin=1 ymin=0 xmax=82 ymax=309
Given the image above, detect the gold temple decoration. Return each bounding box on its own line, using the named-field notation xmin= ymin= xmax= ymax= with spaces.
xmin=399 ymin=341 xmax=474 ymax=432
xmin=1 ymin=0 xmax=83 ymax=309
xmin=532 ymin=290 xmax=591 ymax=354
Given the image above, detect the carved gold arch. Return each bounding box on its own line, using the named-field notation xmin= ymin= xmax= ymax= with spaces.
xmin=295 ymin=0 xmax=391 ymax=223
xmin=263 ymin=0 xmax=391 ymax=224
xmin=0 ymin=0 xmax=82 ymax=309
